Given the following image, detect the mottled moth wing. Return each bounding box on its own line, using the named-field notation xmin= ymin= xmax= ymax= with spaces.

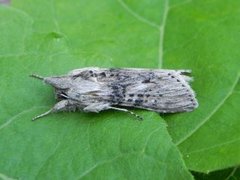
xmin=69 ymin=68 xmax=198 ymax=113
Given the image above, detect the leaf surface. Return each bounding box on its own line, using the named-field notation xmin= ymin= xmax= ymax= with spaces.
xmin=0 ymin=1 xmax=193 ymax=179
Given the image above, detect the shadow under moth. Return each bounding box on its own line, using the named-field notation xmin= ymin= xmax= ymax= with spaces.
xmin=31 ymin=67 xmax=198 ymax=120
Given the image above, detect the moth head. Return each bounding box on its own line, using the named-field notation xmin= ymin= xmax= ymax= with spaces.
xmin=30 ymin=74 xmax=72 ymax=89
xmin=30 ymin=74 xmax=78 ymax=121
xmin=44 ymin=76 xmax=72 ymax=89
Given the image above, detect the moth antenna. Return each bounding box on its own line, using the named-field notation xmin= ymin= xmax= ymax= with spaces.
xmin=32 ymin=109 xmax=52 ymax=121
xmin=30 ymin=74 xmax=45 ymax=80
xmin=110 ymin=107 xmax=143 ymax=121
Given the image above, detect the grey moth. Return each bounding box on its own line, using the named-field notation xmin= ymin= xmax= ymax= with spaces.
xmin=31 ymin=67 xmax=198 ymax=120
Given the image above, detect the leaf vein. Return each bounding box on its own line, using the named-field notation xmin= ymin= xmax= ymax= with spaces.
xmin=141 ymin=127 xmax=162 ymax=153
xmin=35 ymin=142 xmax=61 ymax=178
xmin=0 ymin=172 xmax=17 ymax=180
xmin=225 ymin=167 xmax=239 ymax=180
xmin=117 ymin=0 xmax=160 ymax=29
xmin=158 ymin=0 xmax=169 ymax=68
xmin=185 ymin=137 xmax=240 ymax=155
xmin=0 ymin=107 xmax=43 ymax=130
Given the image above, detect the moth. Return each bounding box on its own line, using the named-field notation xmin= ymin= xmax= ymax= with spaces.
xmin=31 ymin=67 xmax=198 ymax=120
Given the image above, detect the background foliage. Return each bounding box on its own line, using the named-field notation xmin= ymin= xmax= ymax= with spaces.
xmin=0 ymin=0 xmax=239 ymax=179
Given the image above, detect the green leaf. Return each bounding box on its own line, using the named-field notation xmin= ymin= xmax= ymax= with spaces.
xmin=163 ymin=0 xmax=240 ymax=172
xmin=0 ymin=1 xmax=193 ymax=179
xmin=1 ymin=0 xmax=240 ymax=178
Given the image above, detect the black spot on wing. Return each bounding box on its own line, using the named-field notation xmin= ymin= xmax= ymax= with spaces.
xmin=99 ymin=72 xmax=106 ymax=77
xmin=142 ymin=79 xmax=150 ymax=83
xmin=134 ymin=99 xmax=144 ymax=106
xmin=109 ymin=83 xmax=127 ymax=104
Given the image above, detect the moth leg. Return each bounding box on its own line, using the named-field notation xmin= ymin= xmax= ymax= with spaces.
xmin=109 ymin=107 xmax=143 ymax=121
xmin=32 ymin=100 xmax=69 ymax=121
xmin=83 ymin=102 xmax=110 ymax=113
